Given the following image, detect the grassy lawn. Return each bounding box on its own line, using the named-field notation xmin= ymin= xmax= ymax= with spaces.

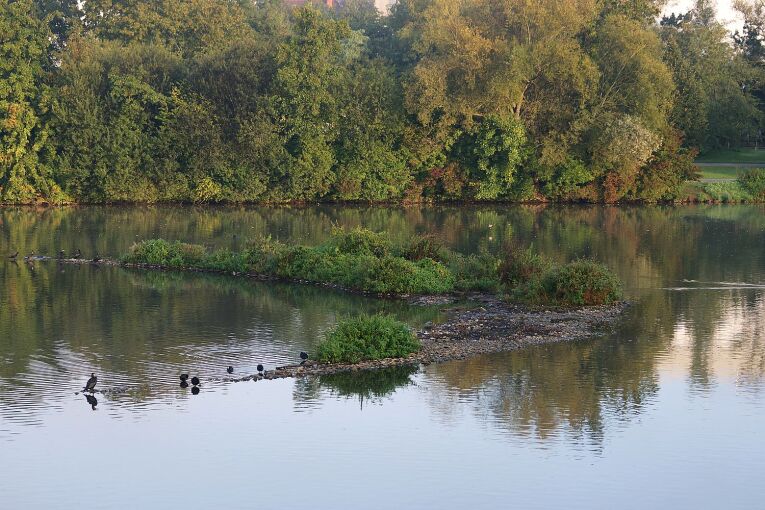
xmin=698 ymin=165 xmax=743 ymax=179
xmin=696 ymin=148 xmax=765 ymax=164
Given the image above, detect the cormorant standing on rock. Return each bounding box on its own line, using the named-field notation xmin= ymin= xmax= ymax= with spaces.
xmin=300 ymin=352 xmax=309 ymax=365
xmin=227 ymin=366 xmax=233 ymax=374
xmin=191 ymin=376 xmax=200 ymax=386
xmin=84 ymin=373 xmax=97 ymax=392
xmin=74 ymin=249 xmax=82 ymax=259
xmin=257 ymin=364 xmax=264 ymax=374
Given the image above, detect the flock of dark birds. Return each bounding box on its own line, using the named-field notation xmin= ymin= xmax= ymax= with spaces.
xmin=8 ymin=250 xmax=312 ymax=407
xmin=8 ymin=248 xmax=97 ymax=271
xmin=79 ymin=352 xmax=310 ymax=408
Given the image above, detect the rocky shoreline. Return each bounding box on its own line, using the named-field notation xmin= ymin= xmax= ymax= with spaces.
xmin=225 ymin=294 xmax=628 ymax=382
xmin=36 ymin=255 xmax=628 ymax=383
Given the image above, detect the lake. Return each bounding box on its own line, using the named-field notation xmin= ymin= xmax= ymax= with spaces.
xmin=1 ymin=204 xmax=764 ymax=509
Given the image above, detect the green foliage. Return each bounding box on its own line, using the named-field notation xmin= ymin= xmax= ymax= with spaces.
xmin=499 ymin=247 xmax=551 ymax=288
xmin=326 ymin=226 xmax=392 ymax=257
xmin=0 ymin=0 xmax=62 ymax=203
xmin=738 ymin=168 xmax=765 ymax=198
xmin=514 ymin=259 xmax=624 ymax=306
xmin=447 ymin=252 xmax=500 ymax=291
xmin=316 ymin=314 xmax=421 ymax=363
xmin=4 ymin=0 xmax=765 ymax=204
xmin=702 ymin=181 xmax=755 ymax=203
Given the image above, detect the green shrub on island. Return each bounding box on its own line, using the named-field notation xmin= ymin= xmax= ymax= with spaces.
xmin=316 ymin=314 xmax=421 ymax=364
xmin=123 ymin=229 xmax=624 ymax=305
xmin=124 ymin=228 xmax=455 ymax=294
xmin=702 ymin=181 xmax=754 ymax=203
xmin=498 ymin=246 xmax=551 ymax=288
xmin=513 ymin=259 xmax=623 ymax=306
xmin=738 ymin=168 xmax=765 ymax=199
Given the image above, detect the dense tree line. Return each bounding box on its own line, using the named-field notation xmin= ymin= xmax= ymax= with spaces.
xmin=1 ymin=0 xmax=764 ymax=204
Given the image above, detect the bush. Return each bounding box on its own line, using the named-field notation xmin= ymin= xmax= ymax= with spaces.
xmin=499 ymin=246 xmax=551 ymax=288
xmin=738 ymin=168 xmax=765 ymax=199
xmin=326 ymin=226 xmax=391 ymax=257
xmin=514 ymin=259 xmax=623 ymax=306
xmin=448 ymin=252 xmax=500 ymax=291
xmin=401 ymin=233 xmax=446 ymax=262
xmin=702 ymin=181 xmax=754 ymax=203
xmin=316 ymin=314 xmax=421 ymax=364
xmin=123 ymin=239 xmax=206 ymax=267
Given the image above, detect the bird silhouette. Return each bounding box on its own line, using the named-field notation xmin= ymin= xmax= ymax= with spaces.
xmin=191 ymin=376 xmax=200 ymax=386
xmin=180 ymin=380 xmax=189 ymax=389
xmin=300 ymin=351 xmax=309 ymax=365
xmin=92 ymin=253 xmax=102 ymax=263
xmin=227 ymin=366 xmax=233 ymax=374
xmin=180 ymin=373 xmax=189 ymax=382
xmin=257 ymin=364 xmax=264 ymax=374
xmin=58 ymin=250 xmax=65 ymax=260
xmin=73 ymin=249 xmax=82 ymax=259
xmin=85 ymin=394 xmax=98 ymax=410
xmin=8 ymin=251 xmax=18 ymax=261
xmin=83 ymin=373 xmax=97 ymax=392
xmin=191 ymin=386 xmax=200 ymax=395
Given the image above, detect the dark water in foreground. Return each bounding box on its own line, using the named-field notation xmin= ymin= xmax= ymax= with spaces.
xmin=1 ymin=205 xmax=764 ymax=509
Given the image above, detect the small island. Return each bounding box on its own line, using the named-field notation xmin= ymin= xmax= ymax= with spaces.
xmin=47 ymin=227 xmax=627 ymax=379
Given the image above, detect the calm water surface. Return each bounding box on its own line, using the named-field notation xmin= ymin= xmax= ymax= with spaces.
xmin=1 ymin=205 xmax=764 ymax=509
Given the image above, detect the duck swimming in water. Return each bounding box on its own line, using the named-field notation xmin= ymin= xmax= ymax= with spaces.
xmin=83 ymin=373 xmax=97 ymax=393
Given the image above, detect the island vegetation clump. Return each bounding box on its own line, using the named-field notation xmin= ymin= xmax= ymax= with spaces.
xmin=123 ymin=227 xmax=623 ymax=305
xmin=316 ymin=314 xmax=421 ymax=364
xmin=4 ymin=0 xmax=765 ymax=205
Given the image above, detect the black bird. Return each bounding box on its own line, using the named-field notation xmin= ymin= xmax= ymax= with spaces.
xmin=83 ymin=373 xmax=97 ymax=392
xmin=191 ymin=386 xmax=200 ymax=395
xmin=85 ymin=394 xmax=98 ymax=410
xmin=58 ymin=250 xmax=65 ymax=260
xmin=227 ymin=366 xmax=233 ymax=374
xmin=257 ymin=364 xmax=264 ymax=374
xmin=73 ymin=249 xmax=82 ymax=259
xmin=92 ymin=253 xmax=101 ymax=263
xmin=8 ymin=251 xmax=18 ymax=260
xmin=300 ymin=351 xmax=309 ymax=365
xmin=191 ymin=376 xmax=200 ymax=386
xmin=180 ymin=381 xmax=189 ymax=389
xmin=180 ymin=373 xmax=189 ymax=382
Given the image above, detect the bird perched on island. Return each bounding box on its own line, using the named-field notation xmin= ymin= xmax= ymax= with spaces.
xmin=73 ymin=249 xmax=82 ymax=259
xmin=8 ymin=251 xmax=18 ymax=261
xmin=300 ymin=351 xmax=309 ymax=365
xmin=83 ymin=373 xmax=97 ymax=393
xmin=92 ymin=253 xmax=101 ymax=263
xmin=227 ymin=366 xmax=233 ymax=374
xmin=257 ymin=364 xmax=264 ymax=374
xmin=191 ymin=376 xmax=200 ymax=386
xmin=58 ymin=250 xmax=65 ymax=260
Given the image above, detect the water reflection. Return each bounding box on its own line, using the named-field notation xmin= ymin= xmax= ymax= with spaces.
xmin=1 ymin=204 xmax=765 ymax=441
xmin=294 ymin=365 xmax=418 ymax=410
